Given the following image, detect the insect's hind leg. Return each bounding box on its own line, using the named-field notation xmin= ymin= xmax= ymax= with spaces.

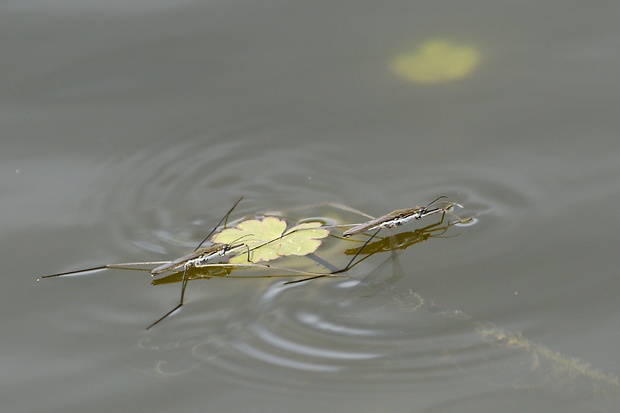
xmin=146 ymin=266 xmax=191 ymax=330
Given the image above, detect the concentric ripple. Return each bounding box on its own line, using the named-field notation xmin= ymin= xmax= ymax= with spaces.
xmin=85 ymin=125 xmax=351 ymax=260
xmin=126 ymin=273 xmax=540 ymax=392
xmin=74 ymin=128 xmax=604 ymax=394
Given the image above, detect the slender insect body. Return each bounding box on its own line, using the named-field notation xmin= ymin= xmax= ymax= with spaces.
xmin=145 ymin=237 xmax=249 ymax=329
xmin=150 ymin=242 xmax=243 ymax=276
xmin=343 ymin=207 xmax=427 ymax=237
xmin=342 ymin=198 xmax=455 ymax=237
xmin=150 ymin=245 xmax=223 ymax=276
xmin=184 ymin=244 xmax=234 ymax=268
xmin=194 ymin=248 xmax=221 ymax=262
xmin=368 ymin=210 xmax=423 ymax=231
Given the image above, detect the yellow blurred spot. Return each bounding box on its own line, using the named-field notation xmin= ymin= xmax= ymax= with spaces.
xmin=391 ymin=40 xmax=480 ymax=84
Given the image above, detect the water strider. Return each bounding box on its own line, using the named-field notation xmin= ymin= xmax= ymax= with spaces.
xmin=285 ymin=197 xmax=468 ymax=284
xmin=342 ymin=196 xmax=462 ymax=237
xmin=39 ymin=197 xmax=244 ymax=280
xmin=335 ymin=197 xmax=468 ymax=277
xmin=39 ymin=197 xmax=248 ymax=329
xmin=145 ymin=234 xmax=251 ymax=329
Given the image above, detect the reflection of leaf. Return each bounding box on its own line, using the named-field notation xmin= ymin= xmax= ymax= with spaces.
xmin=212 ymin=217 xmax=329 ymax=264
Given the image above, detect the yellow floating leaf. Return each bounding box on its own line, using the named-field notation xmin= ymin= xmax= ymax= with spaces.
xmin=212 ymin=217 xmax=329 ymax=264
xmin=275 ymin=222 xmax=328 ymax=257
xmin=390 ymin=39 xmax=480 ymax=84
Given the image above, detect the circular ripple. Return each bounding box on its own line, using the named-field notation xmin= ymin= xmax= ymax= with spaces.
xmin=86 ymin=125 xmax=352 ymax=259
xmin=81 ymin=130 xmax=549 ymax=392
xmin=127 ymin=276 xmax=528 ymax=393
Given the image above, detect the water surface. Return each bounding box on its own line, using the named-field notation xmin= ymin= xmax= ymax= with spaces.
xmin=2 ymin=1 xmax=620 ymax=412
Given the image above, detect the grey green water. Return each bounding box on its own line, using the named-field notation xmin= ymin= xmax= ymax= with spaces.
xmin=2 ymin=1 xmax=620 ymax=412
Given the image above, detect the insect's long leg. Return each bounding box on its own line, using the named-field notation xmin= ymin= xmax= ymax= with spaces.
xmin=38 ymin=261 xmax=170 ymax=280
xmin=338 ymin=213 xmax=448 ymax=275
xmin=198 ymin=263 xmax=332 ymax=278
xmin=279 ymin=203 xmax=399 ymax=284
xmin=146 ymin=266 xmax=191 ymax=330
xmin=194 ymin=196 xmax=243 ymax=251
xmin=284 ymin=227 xmax=384 ymax=285
xmin=148 ymin=242 xmax=250 ymax=329
xmin=146 ymin=199 xmax=246 ymax=329
xmin=234 ymin=199 xmax=398 ymax=263
xmin=426 ymin=195 xmax=447 ymax=209
xmin=284 ymin=274 xmax=328 ymax=284
xmin=445 ymin=207 xmax=470 ymax=224
xmin=383 ymin=222 xmax=409 ymax=285
xmin=286 ymin=209 xmax=456 ymax=285
xmin=277 ymin=201 xmax=376 ymax=220
xmin=39 ymin=199 xmax=245 ymax=282
xmin=334 ymin=228 xmax=382 ymax=275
